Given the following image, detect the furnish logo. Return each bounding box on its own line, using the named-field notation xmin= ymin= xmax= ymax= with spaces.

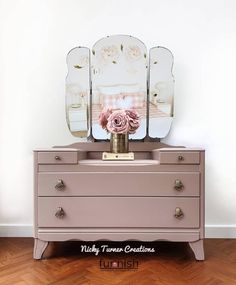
xmin=99 ymin=259 xmax=139 ymax=271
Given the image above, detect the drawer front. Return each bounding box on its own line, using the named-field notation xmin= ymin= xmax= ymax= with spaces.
xmin=38 ymin=197 xmax=199 ymax=228
xmin=159 ymin=152 xmax=200 ymax=165
xmin=38 ymin=172 xmax=200 ymax=197
xmin=38 ymin=152 xmax=78 ymax=164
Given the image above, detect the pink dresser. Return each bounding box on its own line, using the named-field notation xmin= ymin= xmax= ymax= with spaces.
xmin=33 ymin=142 xmax=205 ymax=260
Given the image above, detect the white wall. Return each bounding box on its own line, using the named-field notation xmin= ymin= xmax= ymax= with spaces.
xmin=0 ymin=0 xmax=236 ymax=237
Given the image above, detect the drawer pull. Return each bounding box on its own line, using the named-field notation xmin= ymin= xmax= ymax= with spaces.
xmin=55 ymin=179 xmax=65 ymax=190
xmin=55 ymin=155 xmax=61 ymax=160
xmin=55 ymin=207 xmax=65 ymax=218
xmin=174 ymin=207 xmax=184 ymax=219
xmin=174 ymin=179 xmax=184 ymax=191
xmin=178 ymin=155 xmax=184 ymax=161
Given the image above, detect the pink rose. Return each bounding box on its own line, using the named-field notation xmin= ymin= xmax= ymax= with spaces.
xmin=99 ymin=108 xmax=140 ymax=134
xmin=125 ymin=109 xmax=140 ymax=134
xmin=99 ymin=109 xmax=112 ymax=130
xmin=106 ymin=110 xmax=130 ymax=134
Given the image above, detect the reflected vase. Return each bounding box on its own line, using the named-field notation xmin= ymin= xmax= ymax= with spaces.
xmin=110 ymin=133 xmax=129 ymax=153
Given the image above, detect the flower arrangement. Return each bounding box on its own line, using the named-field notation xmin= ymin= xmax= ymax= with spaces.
xmin=99 ymin=109 xmax=140 ymax=134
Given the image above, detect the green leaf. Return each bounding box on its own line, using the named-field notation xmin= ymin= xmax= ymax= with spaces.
xmin=112 ymin=61 xmax=117 ymax=64
xmin=144 ymin=53 xmax=147 ymax=58
xmin=74 ymin=65 xmax=83 ymax=69
xmin=154 ymin=61 xmax=158 ymax=64
xmin=121 ymin=44 xmax=123 ymax=51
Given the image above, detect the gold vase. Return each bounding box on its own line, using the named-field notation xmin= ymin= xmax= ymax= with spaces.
xmin=110 ymin=133 xmax=129 ymax=153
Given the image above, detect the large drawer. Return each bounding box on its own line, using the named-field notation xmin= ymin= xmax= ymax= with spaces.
xmin=37 ymin=152 xmax=78 ymax=165
xmin=159 ymin=152 xmax=200 ymax=165
xmin=38 ymin=172 xmax=200 ymax=197
xmin=38 ymin=197 xmax=199 ymax=228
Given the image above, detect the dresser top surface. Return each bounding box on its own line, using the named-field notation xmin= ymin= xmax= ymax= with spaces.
xmin=34 ymin=142 xmax=204 ymax=152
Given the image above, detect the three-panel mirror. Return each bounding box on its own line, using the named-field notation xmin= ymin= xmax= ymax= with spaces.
xmin=66 ymin=35 xmax=174 ymax=140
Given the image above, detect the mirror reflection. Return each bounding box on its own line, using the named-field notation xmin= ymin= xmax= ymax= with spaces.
xmin=66 ymin=47 xmax=90 ymax=138
xmin=91 ymin=35 xmax=148 ymax=140
xmin=148 ymin=47 xmax=174 ymax=138
xmin=65 ymin=37 xmax=175 ymax=140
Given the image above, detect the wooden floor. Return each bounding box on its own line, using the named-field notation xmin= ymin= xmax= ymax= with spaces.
xmin=0 ymin=238 xmax=236 ymax=285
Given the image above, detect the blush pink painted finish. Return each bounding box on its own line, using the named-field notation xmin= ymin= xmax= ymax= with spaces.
xmin=159 ymin=151 xmax=200 ymax=164
xmin=38 ymin=151 xmax=78 ymax=164
xmin=38 ymin=197 xmax=199 ymax=228
xmin=38 ymin=172 xmax=200 ymax=197
xmin=33 ymin=142 xmax=205 ymax=260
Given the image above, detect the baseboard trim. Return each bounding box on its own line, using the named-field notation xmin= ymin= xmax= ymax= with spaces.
xmin=205 ymin=225 xmax=236 ymax=238
xmin=0 ymin=224 xmax=236 ymax=238
xmin=0 ymin=224 xmax=33 ymax=237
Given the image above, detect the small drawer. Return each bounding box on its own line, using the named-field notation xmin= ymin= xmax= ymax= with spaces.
xmin=37 ymin=152 xmax=77 ymax=164
xmin=38 ymin=197 xmax=199 ymax=228
xmin=159 ymin=151 xmax=200 ymax=165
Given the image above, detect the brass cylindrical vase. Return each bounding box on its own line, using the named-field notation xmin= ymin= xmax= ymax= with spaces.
xmin=110 ymin=133 xmax=129 ymax=153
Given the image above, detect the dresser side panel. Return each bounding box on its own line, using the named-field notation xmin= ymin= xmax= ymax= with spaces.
xmin=200 ymin=151 xmax=205 ymax=239
xmin=33 ymin=152 xmax=38 ymax=238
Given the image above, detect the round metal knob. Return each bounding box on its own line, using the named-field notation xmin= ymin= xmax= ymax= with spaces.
xmin=178 ymin=155 xmax=184 ymax=161
xmin=174 ymin=207 xmax=184 ymax=218
xmin=55 ymin=156 xmax=61 ymax=160
xmin=55 ymin=179 xmax=65 ymax=190
xmin=55 ymin=207 xmax=65 ymax=218
xmin=174 ymin=179 xmax=184 ymax=191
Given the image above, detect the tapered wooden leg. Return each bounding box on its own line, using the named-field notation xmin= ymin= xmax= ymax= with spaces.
xmin=189 ymin=239 xmax=205 ymax=261
xmin=33 ymin=238 xmax=49 ymax=260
